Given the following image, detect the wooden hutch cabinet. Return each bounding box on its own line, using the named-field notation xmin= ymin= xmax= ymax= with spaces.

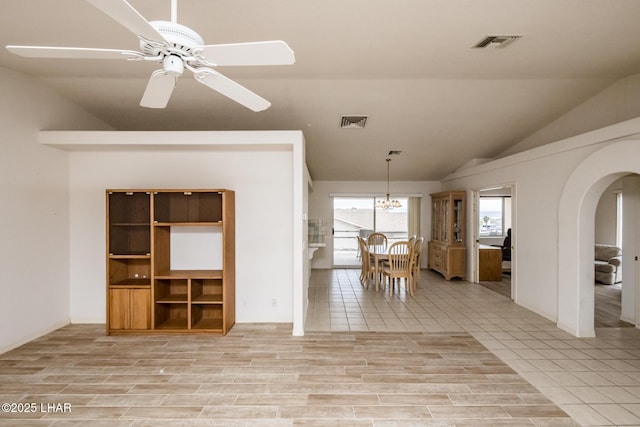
xmin=106 ymin=189 xmax=235 ymax=335
xmin=428 ymin=191 xmax=466 ymax=280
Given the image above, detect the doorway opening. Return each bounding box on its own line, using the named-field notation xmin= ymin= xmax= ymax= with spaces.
xmin=474 ymin=186 xmax=515 ymax=299
xmin=594 ymin=176 xmax=635 ymax=328
xmin=557 ymin=139 xmax=640 ymax=337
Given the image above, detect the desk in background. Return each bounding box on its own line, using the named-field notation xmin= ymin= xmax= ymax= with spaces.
xmin=479 ymin=244 xmax=502 ymax=281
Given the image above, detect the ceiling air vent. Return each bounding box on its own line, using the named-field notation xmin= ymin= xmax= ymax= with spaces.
xmin=473 ymin=35 xmax=521 ymax=49
xmin=340 ymin=115 xmax=368 ymax=129
xmin=387 ymin=150 xmax=402 ymax=156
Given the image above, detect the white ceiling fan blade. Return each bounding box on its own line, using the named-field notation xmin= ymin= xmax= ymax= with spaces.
xmin=6 ymin=45 xmax=139 ymax=59
xmin=85 ymin=0 xmax=166 ymax=42
xmin=140 ymin=70 xmax=176 ymax=108
xmin=199 ymin=41 xmax=295 ymax=66
xmin=194 ymin=69 xmax=270 ymax=112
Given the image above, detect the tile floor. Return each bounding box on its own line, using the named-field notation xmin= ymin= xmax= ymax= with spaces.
xmin=305 ymin=269 xmax=640 ymax=426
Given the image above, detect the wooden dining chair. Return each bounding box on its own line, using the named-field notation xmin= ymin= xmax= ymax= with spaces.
xmin=356 ymin=229 xmax=373 ymax=259
xmin=367 ymin=232 xmax=387 ymax=253
xmin=410 ymin=237 xmax=424 ymax=293
xmin=357 ymin=236 xmax=376 ymax=289
xmin=356 ymin=236 xmax=367 ymax=282
xmin=382 ymin=241 xmax=413 ymax=296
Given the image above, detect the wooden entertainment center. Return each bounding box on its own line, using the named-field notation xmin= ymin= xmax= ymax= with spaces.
xmin=106 ymin=189 xmax=235 ymax=335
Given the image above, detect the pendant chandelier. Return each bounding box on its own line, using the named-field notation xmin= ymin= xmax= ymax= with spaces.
xmin=375 ymin=158 xmax=401 ymax=209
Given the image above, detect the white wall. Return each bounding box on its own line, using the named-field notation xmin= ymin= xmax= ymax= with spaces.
xmin=621 ymin=175 xmax=640 ymax=324
xmin=302 ymin=170 xmax=311 ymax=326
xmin=444 ymin=146 xmax=593 ymax=321
xmin=444 ymin=68 xmax=640 ymax=335
xmin=308 ymin=180 xmax=441 ymax=269
xmin=67 ymin=148 xmax=295 ymax=325
xmin=0 ymin=67 xmax=111 ymax=353
xmin=444 ymin=120 xmax=640 ymax=334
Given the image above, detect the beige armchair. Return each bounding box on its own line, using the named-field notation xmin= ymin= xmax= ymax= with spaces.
xmin=595 ymin=244 xmax=622 ymax=285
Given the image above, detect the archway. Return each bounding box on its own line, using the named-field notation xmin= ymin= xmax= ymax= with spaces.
xmin=558 ymin=139 xmax=640 ymax=337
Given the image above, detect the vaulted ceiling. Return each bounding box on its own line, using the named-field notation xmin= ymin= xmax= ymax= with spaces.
xmin=2 ymin=0 xmax=640 ymax=180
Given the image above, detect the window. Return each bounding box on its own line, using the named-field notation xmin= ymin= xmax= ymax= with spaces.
xmin=332 ymin=196 xmax=408 ymax=266
xmin=479 ymin=196 xmax=511 ymax=237
xmin=616 ymin=190 xmax=623 ymax=247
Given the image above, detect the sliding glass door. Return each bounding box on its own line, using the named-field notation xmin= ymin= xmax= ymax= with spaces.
xmin=333 ymin=196 xmax=408 ymax=267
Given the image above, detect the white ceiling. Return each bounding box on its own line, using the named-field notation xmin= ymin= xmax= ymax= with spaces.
xmin=2 ymin=0 xmax=640 ymax=180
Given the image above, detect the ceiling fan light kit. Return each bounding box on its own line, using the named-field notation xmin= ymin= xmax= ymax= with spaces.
xmin=5 ymin=0 xmax=295 ymax=111
xmin=163 ymin=55 xmax=184 ymax=76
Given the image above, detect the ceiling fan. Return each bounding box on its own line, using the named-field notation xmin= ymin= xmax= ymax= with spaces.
xmin=5 ymin=0 xmax=295 ymax=111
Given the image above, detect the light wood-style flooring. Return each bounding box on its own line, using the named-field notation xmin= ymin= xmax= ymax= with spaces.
xmin=2 ymin=269 xmax=640 ymax=425
xmin=0 ymin=323 xmax=573 ymax=426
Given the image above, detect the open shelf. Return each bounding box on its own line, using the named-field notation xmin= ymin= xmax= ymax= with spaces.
xmin=154 ymin=222 xmax=222 ymax=227
xmin=191 ymin=296 xmax=223 ymax=303
xmin=154 ymin=294 xmax=188 ymax=303
xmin=108 ymin=257 xmax=151 ymax=286
xmin=191 ymin=305 xmax=223 ymax=330
xmin=155 ymin=319 xmax=188 ymax=329
xmin=191 ymin=319 xmax=223 ymax=331
xmin=154 ymin=279 xmax=188 ymax=303
xmin=109 ymin=254 xmax=151 ymax=259
xmin=154 ymin=304 xmax=188 ymax=329
xmin=192 ymin=278 xmax=223 ymax=303
xmin=109 ymin=278 xmax=151 ymax=287
xmin=155 ymin=270 xmax=222 ymax=279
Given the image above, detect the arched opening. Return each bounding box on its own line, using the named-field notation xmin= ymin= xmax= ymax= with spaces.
xmin=558 ymin=139 xmax=640 ymax=337
xmin=594 ymin=177 xmax=635 ymax=328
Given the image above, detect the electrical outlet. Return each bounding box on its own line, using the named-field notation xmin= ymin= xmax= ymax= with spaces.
xmin=271 ymin=298 xmax=278 ymax=308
